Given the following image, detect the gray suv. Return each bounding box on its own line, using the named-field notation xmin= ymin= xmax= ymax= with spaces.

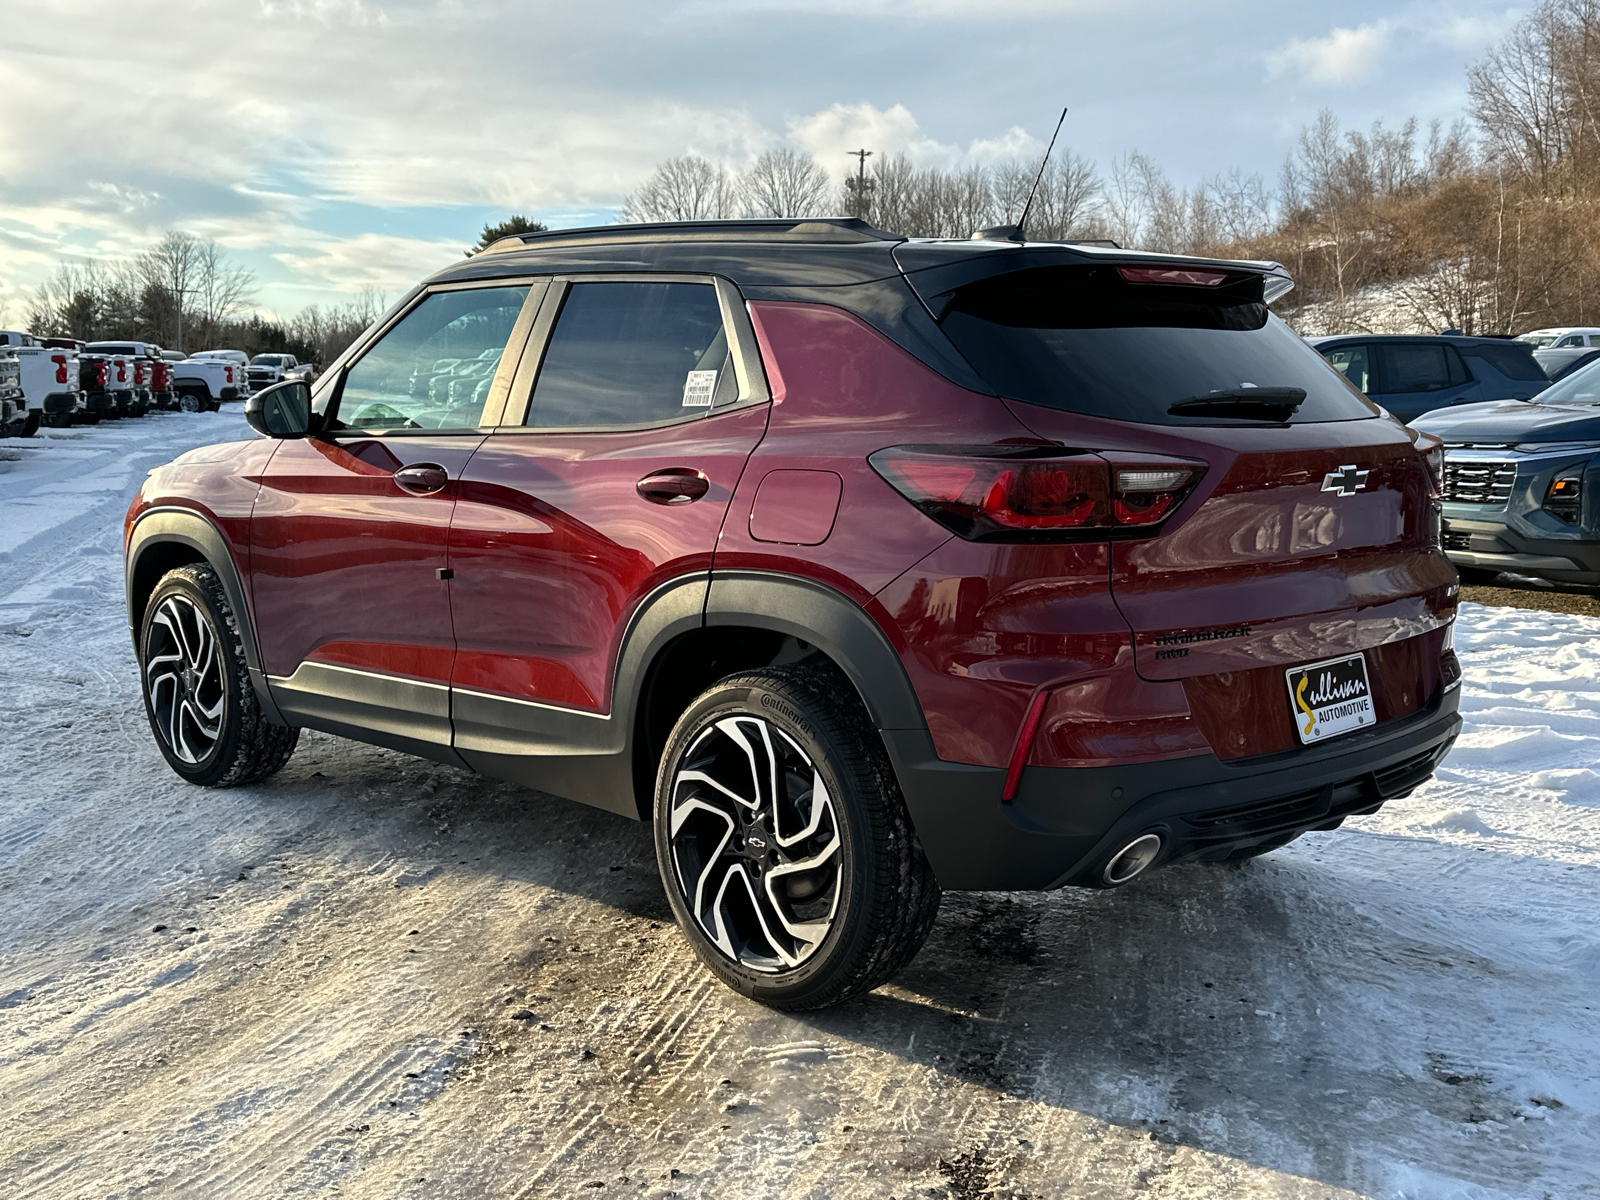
xmin=1311 ymin=335 xmax=1547 ymax=424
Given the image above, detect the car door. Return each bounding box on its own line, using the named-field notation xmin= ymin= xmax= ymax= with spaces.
xmin=445 ymin=275 xmax=771 ymax=812
xmin=250 ymin=281 xmax=540 ymax=760
xmin=1372 ymin=340 xmax=1480 ymax=422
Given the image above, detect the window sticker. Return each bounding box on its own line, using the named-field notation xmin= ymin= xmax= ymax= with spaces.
xmin=682 ymin=369 xmax=718 ymax=407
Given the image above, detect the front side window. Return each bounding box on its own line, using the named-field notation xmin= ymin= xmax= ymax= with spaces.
xmin=525 ymin=281 xmax=733 ymax=428
xmin=1321 ymin=344 xmax=1371 ymax=393
xmin=333 ymin=285 xmax=530 ymax=431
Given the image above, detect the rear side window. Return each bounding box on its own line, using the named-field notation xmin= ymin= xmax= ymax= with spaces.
xmin=1466 ymin=343 xmax=1547 ymax=382
xmin=1320 ymin=344 xmax=1371 ymax=392
xmin=938 ymin=264 xmax=1376 ymax=425
xmin=1375 ymin=343 xmax=1469 ymax=393
xmin=526 ymin=281 xmax=733 ymax=428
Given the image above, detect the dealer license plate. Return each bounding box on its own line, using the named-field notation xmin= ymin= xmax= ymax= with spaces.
xmin=1285 ymin=653 xmax=1375 ymax=745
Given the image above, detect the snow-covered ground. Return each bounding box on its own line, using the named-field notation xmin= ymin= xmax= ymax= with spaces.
xmin=1 ymin=412 xmax=1597 ymax=1200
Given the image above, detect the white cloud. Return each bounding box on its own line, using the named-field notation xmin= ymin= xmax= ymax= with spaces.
xmin=1429 ymin=9 xmax=1523 ymax=50
xmin=789 ymin=103 xmax=1043 ymax=180
xmin=1266 ymin=22 xmax=1391 ymax=86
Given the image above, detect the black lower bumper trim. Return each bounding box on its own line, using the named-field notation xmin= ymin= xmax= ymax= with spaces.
xmin=885 ymin=686 xmax=1462 ymax=891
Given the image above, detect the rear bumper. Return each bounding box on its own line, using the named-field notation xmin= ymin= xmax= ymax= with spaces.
xmin=220 ymin=386 xmax=240 ymax=402
xmin=85 ymin=390 xmax=116 ymax=414
xmin=885 ymin=685 xmax=1461 ymax=891
xmin=42 ymin=391 xmax=81 ymax=414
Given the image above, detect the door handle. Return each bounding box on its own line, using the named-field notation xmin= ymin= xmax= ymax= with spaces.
xmin=394 ymin=463 xmax=450 ymax=495
xmin=637 ymin=469 xmax=709 ymax=505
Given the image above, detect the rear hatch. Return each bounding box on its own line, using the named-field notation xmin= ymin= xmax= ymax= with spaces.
xmin=903 ymin=251 xmax=1457 ymax=752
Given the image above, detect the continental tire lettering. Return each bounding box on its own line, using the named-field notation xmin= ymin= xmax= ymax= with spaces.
xmin=758 ymin=692 xmax=807 ymax=730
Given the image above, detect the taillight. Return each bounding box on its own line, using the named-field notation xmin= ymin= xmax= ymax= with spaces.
xmin=116 ymin=360 xmax=126 ymax=383
xmin=225 ymin=366 xmax=234 ymax=383
xmin=52 ymin=354 xmax=68 ymax=384
xmin=1414 ymin=430 xmax=1444 ymax=498
xmin=1118 ymin=266 xmax=1227 ymax=287
xmin=869 ymin=445 xmax=1205 ymax=541
xmin=134 ymin=363 xmax=145 ymax=385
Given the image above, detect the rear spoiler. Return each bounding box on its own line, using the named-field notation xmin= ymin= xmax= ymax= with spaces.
xmin=893 ymin=243 xmax=1295 ymax=318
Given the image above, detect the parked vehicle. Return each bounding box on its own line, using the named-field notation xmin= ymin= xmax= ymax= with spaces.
xmin=1513 ymin=326 xmax=1600 ymax=377
xmin=1546 ymin=348 xmax=1600 ymax=384
xmin=0 ymin=329 xmax=42 ymax=350
xmin=85 ymin=341 xmax=175 ymax=410
xmin=1310 ymin=334 xmax=1547 ymax=423
xmin=169 ymin=358 xmax=236 ymax=411
xmin=41 ymin=339 xmax=114 ymax=423
xmin=84 ymin=343 xmax=149 ymax=418
xmin=125 ymin=218 xmax=1461 ymax=1009
xmin=1413 ymin=357 xmax=1600 ymax=585
xmin=190 ymin=349 xmax=250 ymax=387
xmin=0 ymin=352 xmax=30 ymax=437
xmin=246 ymin=353 xmax=301 ymax=393
xmin=4 ymin=341 xmax=83 ymax=428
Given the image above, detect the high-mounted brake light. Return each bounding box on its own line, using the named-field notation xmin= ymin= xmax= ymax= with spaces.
xmin=1118 ymin=266 xmax=1228 ymax=287
xmin=51 ymin=354 xmax=68 ymax=384
xmin=869 ymin=445 xmax=1205 ymax=541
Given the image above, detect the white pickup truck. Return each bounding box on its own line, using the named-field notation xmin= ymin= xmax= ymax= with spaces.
xmin=245 ymin=352 xmax=302 ymax=393
xmin=169 ymin=358 xmax=237 ymax=411
xmin=0 ymin=353 xmax=30 ymax=437
xmin=1 ymin=331 xmax=85 ymax=430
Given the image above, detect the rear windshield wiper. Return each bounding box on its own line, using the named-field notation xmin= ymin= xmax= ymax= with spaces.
xmin=1168 ymin=386 xmax=1306 ymax=420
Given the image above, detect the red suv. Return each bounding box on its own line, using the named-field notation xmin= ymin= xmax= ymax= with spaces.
xmin=125 ymin=218 xmax=1462 ymax=1009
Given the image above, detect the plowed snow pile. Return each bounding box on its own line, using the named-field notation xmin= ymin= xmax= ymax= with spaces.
xmin=1 ymin=413 xmax=1597 ymax=1200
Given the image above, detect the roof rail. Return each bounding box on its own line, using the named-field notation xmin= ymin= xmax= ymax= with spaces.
xmin=482 ymin=216 xmax=902 ymax=254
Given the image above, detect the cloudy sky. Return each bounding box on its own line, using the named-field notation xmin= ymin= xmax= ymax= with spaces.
xmin=0 ymin=0 xmax=1525 ymax=324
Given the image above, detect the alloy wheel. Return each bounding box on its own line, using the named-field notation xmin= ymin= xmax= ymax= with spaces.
xmin=667 ymin=714 xmax=843 ymax=973
xmin=144 ymin=594 xmax=226 ymax=764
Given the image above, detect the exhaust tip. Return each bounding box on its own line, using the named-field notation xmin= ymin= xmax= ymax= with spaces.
xmin=1103 ymin=833 xmax=1162 ymax=886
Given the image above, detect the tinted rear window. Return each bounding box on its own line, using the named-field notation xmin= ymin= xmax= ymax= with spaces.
xmin=1464 ymin=343 xmax=1547 ymax=382
xmin=939 ymin=265 xmax=1376 ymax=425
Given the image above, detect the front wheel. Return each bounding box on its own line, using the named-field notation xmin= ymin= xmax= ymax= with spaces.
xmin=653 ymin=663 xmax=941 ymax=1010
xmin=139 ymin=563 xmax=300 ymax=786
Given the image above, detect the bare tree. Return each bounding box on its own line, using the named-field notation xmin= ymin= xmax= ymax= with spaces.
xmin=621 ymin=156 xmax=737 ymax=222
xmin=191 ymin=240 xmax=257 ymax=349
xmin=994 ymin=151 xmax=1103 ymax=239
xmin=136 ymin=231 xmax=202 ymax=350
xmin=740 ymin=148 xmax=831 ymax=218
xmin=1470 ymin=2 xmax=1571 ymax=188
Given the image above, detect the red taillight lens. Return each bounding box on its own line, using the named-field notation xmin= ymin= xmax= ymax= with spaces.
xmin=52 ymin=354 xmax=68 ymax=384
xmin=225 ymin=366 xmax=234 ymax=383
xmin=1414 ymin=430 xmax=1444 ymax=497
xmin=116 ymin=361 xmax=126 ymax=382
xmin=134 ymin=363 xmax=145 ymax=385
xmin=870 ymin=446 xmax=1204 ymax=541
xmin=1118 ymin=266 xmax=1228 ymax=287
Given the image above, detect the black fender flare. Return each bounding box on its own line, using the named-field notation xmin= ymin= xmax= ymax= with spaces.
xmin=125 ymin=506 xmax=287 ymax=726
xmin=700 ymin=570 xmax=927 ymax=732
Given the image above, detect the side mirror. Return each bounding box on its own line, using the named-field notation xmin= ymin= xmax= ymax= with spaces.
xmin=245 ymin=379 xmax=313 ymax=438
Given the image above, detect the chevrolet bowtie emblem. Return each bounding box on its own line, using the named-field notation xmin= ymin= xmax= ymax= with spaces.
xmin=1321 ymin=464 xmax=1370 ymax=496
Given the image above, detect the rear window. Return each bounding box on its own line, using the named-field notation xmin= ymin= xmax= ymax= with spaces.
xmin=1464 ymin=343 xmax=1547 ymax=382
xmin=939 ymin=265 xmax=1377 ymax=425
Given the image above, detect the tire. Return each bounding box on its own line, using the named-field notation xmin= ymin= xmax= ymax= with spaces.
xmin=43 ymin=412 xmax=72 ymax=429
xmin=21 ymin=411 xmax=39 ymax=437
xmin=177 ymin=391 xmax=202 ymax=413
xmin=653 ymin=662 xmax=941 ymax=1010
xmin=139 ymin=563 xmax=299 ymax=787
xmin=1456 ymin=566 xmax=1500 ymax=586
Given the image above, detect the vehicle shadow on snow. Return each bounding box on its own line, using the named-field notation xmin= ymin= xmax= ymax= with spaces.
xmin=248 ymin=741 xmax=1581 ymax=1197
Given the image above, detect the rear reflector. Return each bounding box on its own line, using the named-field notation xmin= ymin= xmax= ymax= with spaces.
xmin=870 ymin=444 xmax=1205 ymax=541
xmin=1118 ymin=266 xmax=1228 ymax=287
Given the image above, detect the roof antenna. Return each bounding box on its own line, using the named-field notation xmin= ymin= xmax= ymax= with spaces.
xmin=975 ymin=106 xmax=1067 ymax=243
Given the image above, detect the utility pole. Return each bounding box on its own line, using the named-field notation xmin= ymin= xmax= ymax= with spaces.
xmin=846 ymin=148 xmax=873 ymax=219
